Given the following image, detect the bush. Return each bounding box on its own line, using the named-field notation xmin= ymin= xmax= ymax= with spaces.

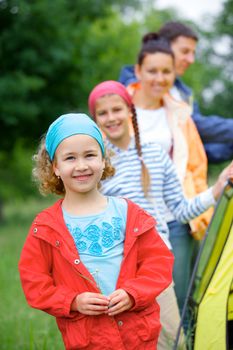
xmin=0 ymin=140 xmax=37 ymax=201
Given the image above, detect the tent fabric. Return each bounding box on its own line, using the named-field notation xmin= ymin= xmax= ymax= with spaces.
xmin=191 ymin=182 xmax=233 ymax=349
xmin=194 ymin=223 xmax=233 ymax=350
xmin=192 ymin=184 xmax=233 ymax=305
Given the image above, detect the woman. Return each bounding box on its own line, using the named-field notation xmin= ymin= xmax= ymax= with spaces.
xmin=127 ymin=32 xmax=213 ymax=318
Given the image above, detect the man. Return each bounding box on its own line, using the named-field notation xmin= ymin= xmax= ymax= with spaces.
xmin=119 ymin=21 xmax=233 ymax=162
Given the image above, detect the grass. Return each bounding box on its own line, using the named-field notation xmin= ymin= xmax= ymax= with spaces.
xmin=0 ymin=196 xmax=64 ymax=350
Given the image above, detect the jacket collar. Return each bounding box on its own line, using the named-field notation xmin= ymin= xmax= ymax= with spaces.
xmin=35 ymin=197 xmax=155 ymax=233
xmin=174 ymin=78 xmax=192 ymax=102
xmin=163 ymin=93 xmax=191 ymax=124
xmin=33 ymin=199 xmax=77 ymax=251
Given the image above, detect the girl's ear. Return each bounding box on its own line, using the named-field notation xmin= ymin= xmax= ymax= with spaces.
xmin=52 ymin=162 xmax=60 ymax=177
xmin=135 ymin=64 xmax=141 ymax=81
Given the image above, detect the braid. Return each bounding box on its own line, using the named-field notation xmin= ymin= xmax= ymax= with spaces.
xmin=131 ymin=104 xmax=150 ymax=196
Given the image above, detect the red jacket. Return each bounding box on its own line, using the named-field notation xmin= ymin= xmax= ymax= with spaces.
xmin=18 ymin=198 xmax=173 ymax=350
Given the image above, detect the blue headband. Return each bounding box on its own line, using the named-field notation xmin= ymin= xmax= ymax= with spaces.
xmin=45 ymin=113 xmax=105 ymax=160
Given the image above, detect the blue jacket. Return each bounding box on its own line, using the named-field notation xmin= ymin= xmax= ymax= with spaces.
xmin=119 ymin=65 xmax=233 ymax=163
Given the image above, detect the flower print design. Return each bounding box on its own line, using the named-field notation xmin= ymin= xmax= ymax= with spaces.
xmin=111 ymin=217 xmax=122 ymax=240
xmin=67 ymin=215 xmax=123 ymax=256
xmin=72 ymin=226 xmax=83 ymax=241
xmin=89 ymin=242 xmax=103 ymax=256
xmin=77 ymin=240 xmax=87 ymax=252
xmin=101 ymin=222 xmax=114 ymax=248
xmin=84 ymin=225 xmax=100 ymax=242
xmin=67 ymin=225 xmax=87 ymax=252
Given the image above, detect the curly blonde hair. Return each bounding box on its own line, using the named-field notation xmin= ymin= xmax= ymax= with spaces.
xmin=32 ymin=136 xmax=115 ymax=196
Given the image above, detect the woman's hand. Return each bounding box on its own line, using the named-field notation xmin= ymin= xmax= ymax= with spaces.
xmin=106 ymin=289 xmax=134 ymax=316
xmin=212 ymin=160 xmax=233 ymax=200
xmin=71 ymin=292 xmax=110 ymax=315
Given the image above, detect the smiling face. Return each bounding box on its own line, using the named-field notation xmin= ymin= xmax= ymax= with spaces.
xmin=171 ymin=36 xmax=197 ymax=76
xmin=53 ymin=134 xmax=105 ymax=196
xmin=135 ymin=52 xmax=175 ymax=102
xmin=94 ymin=94 xmax=131 ymax=147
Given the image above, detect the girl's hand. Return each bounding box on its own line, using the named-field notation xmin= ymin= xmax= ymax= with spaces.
xmin=106 ymin=289 xmax=134 ymax=316
xmin=71 ymin=292 xmax=110 ymax=315
xmin=212 ymin=160 xmax=233 ymax=200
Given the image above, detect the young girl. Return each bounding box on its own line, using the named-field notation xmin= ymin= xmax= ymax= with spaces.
xmin=18 ymin=113 xmax=174 ymax=350
xmin=88 ymin=80 xmax=233 ymax=349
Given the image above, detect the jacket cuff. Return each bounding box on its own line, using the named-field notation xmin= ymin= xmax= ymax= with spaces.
xmin=122 ymin=286 xmax=147 ymax=311
xmin=63 ymin=291 xmax=79 ymax=317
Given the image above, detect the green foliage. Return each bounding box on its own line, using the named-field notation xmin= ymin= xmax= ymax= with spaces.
xmin=194 ymin=0 xmax=233 ymax=118
xmin=217 ymin=0 xmax=233 ymax=35
xmin=0 ymin=0 xmax=153 ymax=152
xmin=0 ymin=0 xmax=152 ymax=199
xmin=0 ymin=0 xmax=78 ymax=149
xmin=0 ymin=197 xmax=62 ymax=350
xmin=141 ymin=5 xmax=178 ymax=33
xmin=74 ymin=12 xmax=141 ymax=95
xmin=0 ymin=141 xmax=37 ymax=200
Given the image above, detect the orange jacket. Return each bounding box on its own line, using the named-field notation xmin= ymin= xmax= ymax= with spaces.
xmin=164 ymin=94 xmax=214 ymax=239
xmin=18 ymin=198 xmax=173 ymax=350
xmin=128 ymin=83 xmax=213 ymax=239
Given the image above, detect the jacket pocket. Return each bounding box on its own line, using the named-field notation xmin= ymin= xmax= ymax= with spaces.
xmin=58 ymin=313 xmax=92 ymax=349
xmin=136 ymin=304 xmax=161 ymax=342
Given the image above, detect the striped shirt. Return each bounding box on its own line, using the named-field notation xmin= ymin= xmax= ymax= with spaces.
xmin=101 ymin=139 xmax=215 ymax=248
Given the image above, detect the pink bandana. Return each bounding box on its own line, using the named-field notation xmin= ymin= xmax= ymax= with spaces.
xmin=88 ymin=80 xmax=132 ymax=118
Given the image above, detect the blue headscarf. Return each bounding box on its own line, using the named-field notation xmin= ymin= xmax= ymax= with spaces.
xmin=45 ymin=113 xmax=105 ymax=160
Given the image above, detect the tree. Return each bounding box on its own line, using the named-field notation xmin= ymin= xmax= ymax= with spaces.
xmin=0 ymin=0 xmax=146 ymax=152
xmin=0 ymin=0 xmax=151 ymax=200
xmin=195 ymin=0 xmax=233 ymax=118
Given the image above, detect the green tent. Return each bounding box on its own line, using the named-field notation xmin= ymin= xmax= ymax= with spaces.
xmin=189 ymin=181 xmax=233 ymax=349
